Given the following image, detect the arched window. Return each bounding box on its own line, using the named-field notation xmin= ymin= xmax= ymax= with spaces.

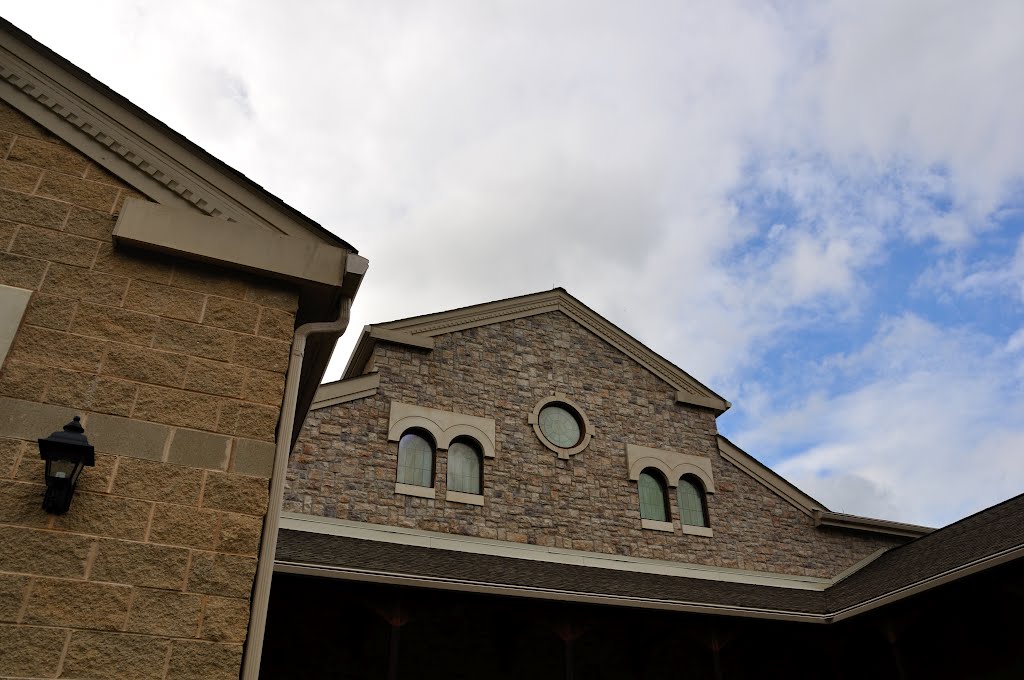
xmin=678 ymin=475 xmax=709 ymax=528
xmin=397 ymin=430 xmax=435 ymax=487
xmin=638 ymin=469 xmax=670 ymax=522
xmin=447 ymin=438 xmax=483 ymax=495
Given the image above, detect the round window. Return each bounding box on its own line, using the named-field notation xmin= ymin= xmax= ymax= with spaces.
xmin=538 ymin=404 xmax=582 ymax=448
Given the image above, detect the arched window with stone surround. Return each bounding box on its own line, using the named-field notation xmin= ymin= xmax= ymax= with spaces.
xmin=397 ymin=429 xmax=435 ymax=488
xmin=678 ymin=475 xmax=710 ymax=528
xmin=447 ymin=437 xmax=483 ymax=495
xmin=638 ymin=468 xmax=670 ymax=522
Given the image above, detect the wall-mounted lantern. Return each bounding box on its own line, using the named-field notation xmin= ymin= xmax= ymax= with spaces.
xmin=38 ymin=415 xmax=95 ymax=514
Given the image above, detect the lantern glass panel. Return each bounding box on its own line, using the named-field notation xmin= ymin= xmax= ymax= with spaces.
xmin=48 ymin=458 xmax=78 ymax=480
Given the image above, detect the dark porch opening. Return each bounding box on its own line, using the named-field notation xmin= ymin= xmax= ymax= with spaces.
xmin=261 ymin=558 xmax=1024 ymax=680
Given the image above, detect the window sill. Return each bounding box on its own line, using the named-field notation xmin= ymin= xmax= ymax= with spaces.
xmin=682 ymin=525 xmax=713 ymax=537
xmin=446 ymin=490 xmax=484 ymax=506
xmin=641 ymin=519 xmax=674 ymax=533
xmin=395 ymin=482 xmax=435 ymax=499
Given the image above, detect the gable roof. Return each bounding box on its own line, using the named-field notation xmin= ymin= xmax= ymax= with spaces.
xmin=0 ymin=19 xmax=354 ymax=253
xmin=0 ymin=19 xmax=368 ymax=447
xmin=326 ymin=290 xmax=930 ymax=539
xmin=342 ymin=288 xmax=732 ymax=413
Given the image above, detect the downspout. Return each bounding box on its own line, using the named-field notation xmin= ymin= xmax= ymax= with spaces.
xmin=241 ymin=295 xmax=354 ymax=680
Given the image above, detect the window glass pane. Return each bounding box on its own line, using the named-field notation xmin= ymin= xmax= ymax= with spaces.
xmin=678 ymin=478 xmax=708 ymax=527
xmin=397 ymin=432 xmax=433 ymax=487
xmin=538 ymin=405 xmax=582 ymax=448
xmin=638 ymin=471 xmax=667 ymax=521
xmin=447 ymin=441 xmax=481 ymax=494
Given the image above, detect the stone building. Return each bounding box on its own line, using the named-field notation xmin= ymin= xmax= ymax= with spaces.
xmin=266 ymin=290 xmax=1024 ymax=678
xmin=3 ymin=16 xmax=1024 ymax=680
xmin=0 ymin=20 xmax=366 ymax=680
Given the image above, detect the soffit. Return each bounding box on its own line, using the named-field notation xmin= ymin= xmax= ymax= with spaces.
xmin=344 ymin=289 xmax=730 ymax=413
xmin=0 ymin=19 xmax=356 ymax=253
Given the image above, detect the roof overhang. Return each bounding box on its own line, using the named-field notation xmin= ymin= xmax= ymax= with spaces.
xmin=0 ymin=19 xmax=355 ymax=250
xmin=274 ymin=502 xmax=1024 ymax=624
xmin=718 ymin=436 xmax=933 ymax=539
xmin=310 ymin=373 xmax=380 ymax=410
xmin=813 ymin=510 xmax=933 ymax=539
xmin=0 ymin=21 xmax=369 ymax=443
xmin=342 ymin=289 xmax=730 ymax=414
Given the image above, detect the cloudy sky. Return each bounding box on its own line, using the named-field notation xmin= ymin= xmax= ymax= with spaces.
xmin=8 ymin=1 xmax=1022 ymax=527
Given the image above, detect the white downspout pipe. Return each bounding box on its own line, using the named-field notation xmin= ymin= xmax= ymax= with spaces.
xmin=241 ymin=295 xmax=353 ymax=680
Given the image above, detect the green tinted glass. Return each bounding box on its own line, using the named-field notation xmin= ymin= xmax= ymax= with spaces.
xmin=638 ymin=471 xmax=668 ymax=521
xmin=678 ymin=477 xmax=707 ymax=527
xmin=538 ymin=405 xmax=581 ymax=448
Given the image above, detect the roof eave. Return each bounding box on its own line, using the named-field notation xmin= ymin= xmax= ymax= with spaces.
xmin=0 ymin=18 xmax=356 ymax=252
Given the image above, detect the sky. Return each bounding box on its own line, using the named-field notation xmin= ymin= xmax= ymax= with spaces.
xmin=7 ymin=1 xmax=1022 ymax=528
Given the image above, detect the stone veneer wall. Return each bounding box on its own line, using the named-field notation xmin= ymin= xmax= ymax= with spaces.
xmin=0 ymin=100 xmax=296 ymax=678
xmin=287 ymin=311 xmax=904 ymax=579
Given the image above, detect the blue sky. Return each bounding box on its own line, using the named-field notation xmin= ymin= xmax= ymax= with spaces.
xmin=7 ymin=1 xmax=1022 ymax=527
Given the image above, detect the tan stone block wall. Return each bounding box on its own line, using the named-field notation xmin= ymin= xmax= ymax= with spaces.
xmin=0 ymin=442 xmax=268 ymax=678
xmin=0 ymin=99 xmax=293 ymax=677
xmin=287 ymin=311 xmax=904 ymax=579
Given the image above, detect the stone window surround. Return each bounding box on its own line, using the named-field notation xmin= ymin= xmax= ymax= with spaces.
xmin=0 ymin=284 xmax=32 ymax=368
xmin=626 ymin=443 xmax=715 ymax=537
xmin=389 ymin=401 xmax=494 ymax=504
xmin=527 ymin=393 xmax=593 ymax=459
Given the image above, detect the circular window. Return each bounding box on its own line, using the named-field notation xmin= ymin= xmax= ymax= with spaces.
xmin=538 ymin=405 xmax=582 ymax=448
xmin=529 ymin=394 xmax=593 ymax=458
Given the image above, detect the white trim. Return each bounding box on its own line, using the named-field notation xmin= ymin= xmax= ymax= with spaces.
xmin=342 ymin=290 xmax=730 ymax=414
xmin=0 ymin=32 xmax=351 ymax=249
xmin=446 ymin=490 xmax=484 ymax=506
xmin=813 ymin=510 xmax=933 ymax=538
xmin=275 ymin=520 xmax=1024 ymax=624
xmin=829 ymin=548 xmax=887 ymax=586
xmin=641 ymin=519 xmax=674 ymax=533
xmin=279 ymin=512 xmax=833 ymax=590
xmin=395 ymin=483 xmax=435 ymax=499
xmin=682 ymin=525 xmax=714 ymax=538
xmin=717 ymin=436 xmax=823 ymax=518
xmin=311 ymin=373 xmax=380 ymax=410
xmin=369 ymin=327 xmax=434 ymax=350
xmin=527 ymin=394 xmax=593 ymax=459
xmin=0 ymin=285 xmax=31 ymax=367
xmin=114 ymin=199 xmax=351 ymax=287
xmin=626 ymin=443 xmax=715 ymax=492
xmin=274 ymin=561 xmax=826 ymax=624
xmin=388 ymin=401 xmax=496 ymax=458
xmin=829 ymin=542 xmax=1024 ymax=622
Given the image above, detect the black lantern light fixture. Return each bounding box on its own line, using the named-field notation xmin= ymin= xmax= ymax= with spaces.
xmin=38 ymin=415 xmax=95 ymax=514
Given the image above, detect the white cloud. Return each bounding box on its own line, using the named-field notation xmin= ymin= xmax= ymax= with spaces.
xmin=5 ymin=1 xmax=1024 ymax=525
xmin=737 ymin=314 xmax=1024 ymax=526
xmin=915 ymin=232 xmax=1024 ymax=302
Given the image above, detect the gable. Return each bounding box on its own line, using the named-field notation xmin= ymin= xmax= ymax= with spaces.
xmin=0 ymin=19 xmax=352 ymax=254
xmin=0 ymin=22 xmax=370 ymax=443
xmin=343 ymin=288 xmax=731 ymax=414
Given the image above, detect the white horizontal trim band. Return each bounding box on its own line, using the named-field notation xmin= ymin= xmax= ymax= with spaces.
xmin=279 ymin=512 xmax=831 ymax=590
xmin=274 ymin=561 xmax=826 ymax=624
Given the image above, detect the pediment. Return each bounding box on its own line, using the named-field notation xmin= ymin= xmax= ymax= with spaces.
xmin=0 ymin=20 xmax=352 ymax=254
xmin=343 ymin=289 xmax=731 ymax=414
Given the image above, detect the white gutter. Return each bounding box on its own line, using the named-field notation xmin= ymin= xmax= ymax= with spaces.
xmin=240 ymin=295 xmax=355 ymax=680
xmin=827 ymin=541 xmax=1024 ymax=622
xmin=274 ymin=561 xmax=827 ymax=624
